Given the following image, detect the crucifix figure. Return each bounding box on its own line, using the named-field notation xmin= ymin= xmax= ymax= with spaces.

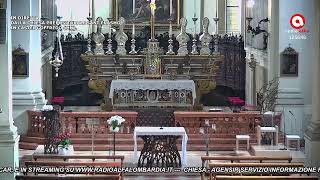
xmin=149 ymin=0 xmax=156 ymax=41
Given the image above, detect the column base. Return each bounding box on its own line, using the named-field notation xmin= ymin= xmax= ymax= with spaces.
xmin=304 ymin=121 xmax=320 ymax=168
xmin=13 ymin=91 xmax=47 ymax=135
xmin=0 ymin=125 xmax=20 ymax=180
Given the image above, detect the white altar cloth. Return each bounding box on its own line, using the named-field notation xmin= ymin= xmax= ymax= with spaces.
xmin=133 ymin=127 xmax=188 ymax=166
xmin=109 ymin=79 xmax=196 ymax=103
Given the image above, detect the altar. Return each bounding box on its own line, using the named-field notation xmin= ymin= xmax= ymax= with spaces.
xmin=109 ymin=80 xmax=196 ymax=107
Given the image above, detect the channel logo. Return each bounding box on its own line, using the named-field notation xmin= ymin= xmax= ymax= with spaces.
xmin=290 ymin=14 xmax=305 ymax=29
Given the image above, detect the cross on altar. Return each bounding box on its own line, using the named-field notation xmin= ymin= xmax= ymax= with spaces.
xmin=148 ymin=0 xmax=156 ymax=41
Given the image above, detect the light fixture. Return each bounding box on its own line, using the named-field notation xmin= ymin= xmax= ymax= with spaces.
xmin=50 ymin=22 xmax=64 ymax=77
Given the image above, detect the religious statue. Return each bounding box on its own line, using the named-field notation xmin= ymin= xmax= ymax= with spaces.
xmin=92 ymin=17 xmax=105 ymax=55
xmin=176 ymin=17 xmax=190 ymax=56
xmin=115 ymin=17 xmax=128 ymax=55
xmin=200 ymin=17 xmax=212 ymax=55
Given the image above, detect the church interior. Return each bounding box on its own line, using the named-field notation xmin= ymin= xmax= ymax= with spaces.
xmin=0 ymin=0 xmax=320 ymax=179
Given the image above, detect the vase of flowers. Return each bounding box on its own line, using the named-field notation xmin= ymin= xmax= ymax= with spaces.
xmin=107 ymin=115 xmax=125 ymax=155
xmin=107 ymin=115 xmax=126 ymax=133
xmin=56 ymin=132 xmax=73 ymax=155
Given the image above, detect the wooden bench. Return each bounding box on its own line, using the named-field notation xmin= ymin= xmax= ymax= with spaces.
xmin=20 ymin=155 xmax=125 ymax=179
xmin=32 ymin=155 xmax=124 ymax=167
xmin=215 ymin=175 xmax=319 ymax=180
xmin=201 ymin=156 xmax=293 ymax=167
xmin=201 ymin=156 xmax=293 ymax=180
xmin=207 ymin=162 xmax=305 ymax=180
xmin=16 ymin=174 xmax=121 ymax=180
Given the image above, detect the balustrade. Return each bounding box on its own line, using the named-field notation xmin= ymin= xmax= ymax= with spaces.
xmin=27 ymin=110 xmax=282 ymax=137
xmin=174 ymin=112 xmax=266 ymax=135
xmin=27 ymin=111 xmax=138 ymax=136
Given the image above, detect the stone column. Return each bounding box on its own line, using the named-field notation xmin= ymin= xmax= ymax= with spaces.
xmin=12 ymin=0 xmax=46 ymax=135
xmin=248 ymin=54 xmax=257 ymax=106
xmin=0 ymin=0 xmax=20 ymax=179
xmin=304 ymin=0 xmax=320 ymax=168
xmin=267 ymin=0 xmax=279 ymax=80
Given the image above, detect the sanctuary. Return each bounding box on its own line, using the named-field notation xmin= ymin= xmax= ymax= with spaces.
xmin=0 ymin=0 xmax=320 ymax=179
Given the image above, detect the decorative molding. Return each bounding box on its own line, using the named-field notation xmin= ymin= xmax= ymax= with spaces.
xmin=276 ymin=88 xmax=304 ymax=105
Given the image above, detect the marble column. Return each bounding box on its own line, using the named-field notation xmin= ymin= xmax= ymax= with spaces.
xmin=267 ymin=0 xmax=279 ymax=80
xmin=0 ymin=0 xmax=20 ymax=179
xmin=248 ymin=54 xmax=257 ymax=106
xmin=304 ymin=0 xmax=320 ymax=168
xmin=12 ymin=0 xmax=46 ymax=135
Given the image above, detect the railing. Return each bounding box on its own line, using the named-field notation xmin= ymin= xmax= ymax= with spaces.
xmin=174 ymin=111 xmax=265 ymax=135
xmin=27 ymin=111 xmax=138 ymax=136
xmin=27 ymin=110 xmax=281 ymax=137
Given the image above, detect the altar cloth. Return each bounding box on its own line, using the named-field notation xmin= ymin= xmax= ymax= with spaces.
xmin=109 ymin=79 xmax=196 ymax=104
xmin=133 ymin=127 xmax=188 ymax=167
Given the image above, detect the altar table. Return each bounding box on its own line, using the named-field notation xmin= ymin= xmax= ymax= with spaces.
xmin=109 ymin=80 xmax=196 ymax=107
xmin=133 ymin=127 xmax=188 ymax=166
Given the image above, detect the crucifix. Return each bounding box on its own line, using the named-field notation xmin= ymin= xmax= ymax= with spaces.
xmin=149 ymin=0 xmax=156 ymax=41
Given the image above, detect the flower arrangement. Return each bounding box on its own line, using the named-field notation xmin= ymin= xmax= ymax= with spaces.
xmin=107 ymin=115 xmax=126 ymax=133
xmin=56 ymin=132 xmax=71 ymax=150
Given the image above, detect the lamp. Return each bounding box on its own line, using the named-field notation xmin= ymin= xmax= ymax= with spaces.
xmin=245 ymin=0 xmax=269 ymax=36
xmin=50 ymin=17 xmax=64 ymax=77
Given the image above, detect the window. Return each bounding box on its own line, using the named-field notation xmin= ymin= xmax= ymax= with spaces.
xmin=226 ymin=0 xmax=241 ymax=33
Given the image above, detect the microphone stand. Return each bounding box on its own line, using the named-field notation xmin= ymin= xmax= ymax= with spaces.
xmin=280 ymin=107 xmax=287 ymax=150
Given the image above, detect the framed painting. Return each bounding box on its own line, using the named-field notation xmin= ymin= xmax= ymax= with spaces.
xmin=12 ymin=46 xmax=29 ymax=78
xmin=112 ymin=0 xmax=183 ymax=27
xmin=280 ymin=46 xmax=298 ymax=77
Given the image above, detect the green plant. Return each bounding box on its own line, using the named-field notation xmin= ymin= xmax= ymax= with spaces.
xmin=257 ymin=77 xmax=279 ymax=113
xmin=56 ymin=132 xmax=71 ymax=150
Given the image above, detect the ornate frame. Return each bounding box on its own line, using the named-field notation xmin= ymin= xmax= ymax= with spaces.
xmin=280 ymin=46 xmax=298 ymax=77
xmin=12 ymin=46 xmax=29 ymax=78
xmin=112 ymin=0 xmax=183 ymax=29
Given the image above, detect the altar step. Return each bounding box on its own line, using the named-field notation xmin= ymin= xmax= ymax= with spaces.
xmin=19 ymin=133 xmax=285 ymax=151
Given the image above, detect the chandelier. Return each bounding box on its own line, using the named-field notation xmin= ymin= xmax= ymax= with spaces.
xmin=50 ymin=24 xmax=64 ymax=77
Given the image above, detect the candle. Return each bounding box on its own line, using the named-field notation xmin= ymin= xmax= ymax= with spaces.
xmin=194 ymin=0 xmax=196 ymax=17
xmin=133 ymin=0 xmax=135 ymax=14
xmin=132 ymin=23 xmax=135 ymax=37
xmin=169 ymin=21 xmax=172 ymax=36
xmin=170 ymin=0 xmax=173 ymax=16
xmin=89 ymin=0 xmax=91 ymax=17
xmin=151 ymin=0 xmax=156 ymax=15
xmin=215 ymin=0 xmax=218 ymax=17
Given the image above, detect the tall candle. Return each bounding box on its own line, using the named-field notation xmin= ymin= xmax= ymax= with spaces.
xmin=132 ymin=23 xmax=135 ymax=37
xmin=89 ymin=0 xmax=91 ymax=17
xmin=170 ymin=0 xmax=173 ymax=16
xmin=133 ymin=0 xmax=135 ymax=14
xmin=194 ymin=0 xmax=196 ymax=17
xmin=215 ymin=0 xmax=218 ymax=17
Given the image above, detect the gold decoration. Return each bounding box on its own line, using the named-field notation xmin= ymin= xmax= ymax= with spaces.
xmin=197 ymin=80 xmax=216 ymax=95
xmin=88 ymin=79 xmax=107 ymax=95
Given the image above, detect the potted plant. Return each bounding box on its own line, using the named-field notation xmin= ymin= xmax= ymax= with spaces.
xmin=107 ymin=115 xmax=125 ymax=155
xmin=56 ymin=132 xmax=73 ymax=155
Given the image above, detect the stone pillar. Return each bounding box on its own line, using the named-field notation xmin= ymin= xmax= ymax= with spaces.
xmin=304 ymin=0 xmax=320 ymax=168
xmin=267 ymin=0 xmax=279 ymax=80
xmin=12 ymin=0 xmax=46 ymax=135
xmin=0 ymin=0 xmax=20 ymax=179
xmin=248 ymin=54 xmax=257 ymax=106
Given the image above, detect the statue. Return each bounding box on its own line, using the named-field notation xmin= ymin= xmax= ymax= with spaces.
xmin=115 ymin=17 xmax=128 ymax=55
xmin=92 ymin=17 xmax=105 ymax=55
xmin=200 ymin=17 xmax=212 ymax=55
xmin=176 ymin=18 xmax=190 ymax=56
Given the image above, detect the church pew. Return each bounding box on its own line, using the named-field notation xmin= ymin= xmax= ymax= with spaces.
xmin=207 ymin=162 xmax=305 ymax=180
xmin=201 ymin=156 xmax=293 ymax=167
xmin=215 ymin=176 xmax=319 ymax=180
xmin=200 ymin=156 xmax=293 ymax=180
xmin=15 ymin=174 xmax=121 ymax=180
xmin=32 ymin=155 xmax=124 ymax=166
